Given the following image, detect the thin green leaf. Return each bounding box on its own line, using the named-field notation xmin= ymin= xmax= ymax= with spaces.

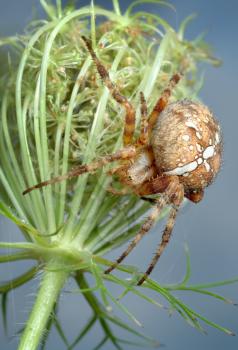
xmin=0 ymin=251 xmax=34 ymax=263
xmin=0 ymin=200 xmax=46 ymax=244
xmin=1 ymin=293 xmax=8 ymax=334
xmin=172 ymin=287 xmax=236 ymax=305
xmin=40 ymin=0 xmax=59 ymax=19
xmin=178 ymin=14 xmax=197 ymax=40
xmin=106 ymin=273 xmax=165 ymax=310
xmin=89 ymin=266 xmax=108 ymax=308
xmin=117 ymin=337 xmax=160 ymax=348
xmin=126 ymin=0 xmax=175 ymax=16
xmin=90 ymin=0 xmax=96 ymax=49
xmin=163 ymin=285 xmax=234 ymax=335
xmin=166 ymin=243 xmax=191 ymax=288
xmin=99 ymin=318 xmax=123 ymax=350
xmin=106 ymin=289 xmax=142 ymax=327
xmin=112 ymin=0 xmax=121 ymax=15
xmin=54 ymin=316 xmax=70 ymax=347
xmin=92 ymin=336 xmax=108 ymax=350
xmin=69 ymin=315 xmax=97 ymax=350
xmin=186 ymin=306 xmax=235 ymax=336
xmin=0 ymin=266 xmax=38 ymax=293
xmin=182 ymin=243 xmax=192 ymax=284
xmin=104 ymin=313 xmax=157 ymax=344
xmin=186 ymin=278 xmax=238 ymax=290
xmin=145 ymin=280 xmax=205 ymax=332
xmin=0 ymin=242 xmax=38 ymax=250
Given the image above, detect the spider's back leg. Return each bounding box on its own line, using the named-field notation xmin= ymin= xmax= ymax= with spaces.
xmin=137 ymin=205 xmax=179 ymax=285
xmin=82 ymin=36 xmax=136 ymax=146
xmin=104 ymin=176 xmax=181 ymax=276
xmin=137 ymin=180 xmax=184 ymax=285
xmin=104 ymin=194 xmax=167 ymax=275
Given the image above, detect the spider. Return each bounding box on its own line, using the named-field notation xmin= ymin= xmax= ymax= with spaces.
xmin=23 ymin=36 xmax=222 ymax=286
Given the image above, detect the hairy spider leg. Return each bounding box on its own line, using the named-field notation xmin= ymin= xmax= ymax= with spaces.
xmin=104 ymin=177 xmax=184 ymax=284
xmin=104 ymin=194 xmax=167 ymax=275
xmin=106 ymin=185 xmax=132 ymax=196
xmin=138 ymin=91 xmax=149 ymax=145
xmin=81 ymin=36 xmax=136 ymax=146
xmin=137 ymin=181 xmax=184 ymax=285
xmin=22 ymin=146 xmax=136 ymax=195
xmin=148 ymin=73 xmax=182 ymax=134
xmin=137 ymin=206 xmax=179 ymax=285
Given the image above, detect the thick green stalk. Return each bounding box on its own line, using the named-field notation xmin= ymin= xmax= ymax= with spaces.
xmin=18 ymin=267 xmax=68 ymax=350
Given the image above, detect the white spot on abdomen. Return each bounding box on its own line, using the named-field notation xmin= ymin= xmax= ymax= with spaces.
xmin=196 ymin=132 xmax=202 ymax=139
xmin=215 ymin=132 xmax=220 ymax=144
xmin=185 ymin=121 xmax=199 ymax=131
xmin=165 ymin=160 xmax=198 ymax=176
xmin=197 ymin=158 xmax=203 ymax=165
xmin=204 ymin=160 xmax=211 ymax=172
xmin=196 ymin=143 xmax=203 ymax=152
xmin=182 ymin=134 xmax=190 ymax=141
xmin=203 ymin=145 xmax=215 ymax=159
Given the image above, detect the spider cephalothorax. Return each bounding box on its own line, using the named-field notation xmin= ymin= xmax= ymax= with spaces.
xmin=23 ymin=36 xmax=222 ymax=285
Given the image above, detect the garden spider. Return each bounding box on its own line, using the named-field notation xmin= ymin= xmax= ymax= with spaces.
xmin=23 ymin=36 xmax=222 ymax=286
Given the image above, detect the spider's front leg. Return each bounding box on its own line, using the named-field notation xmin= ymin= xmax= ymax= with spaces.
xmin=147 ymin=73 xmax=182 ymax=134
xmin=22 ymin=146 xmax=136 ymax=195
xmin=82 ymin=36 xmax=136 ymax=146
xmin=137 ymin=91 xmax=149 ymax=145
xmin=136 ymin=74 xmax=182 ymax=146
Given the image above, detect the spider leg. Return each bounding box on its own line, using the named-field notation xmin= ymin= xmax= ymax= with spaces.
xmin=106 ymin=185 xmax=131 ymax=196
xmin=104 ymin=176 xmax=183 ymax=279
xmin=148 ymin=73 xmax=182 ymax=134
xmin=140 ymin=197 xmax=157 ymax=204
xmin=104 ymin=194 xmax=167 ymax=275
xmin=134 ymin=176 xmax=172 ymax=196
xmin=138 ymin=91 xmax=149 ymax=145
xmin=137 ymin=183 xmax=184 ymax=285
xmin=107 ymin=173 xmax=172 ymax=198
xmin=137 ymin=206 xmax=179 ymax=285
xmin=107 ymin=164 xmax=127 ymax=176
xmin=82 ymin=36 xmax=136 ymax=146
xmin=23 ymin=146 xmax=136 ymax=195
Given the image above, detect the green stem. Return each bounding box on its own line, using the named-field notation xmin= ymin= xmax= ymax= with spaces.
xmin=18 ymin=267 xmax=68 ymax=350
xmin=0 ymin=251 xmax=34 ymax=263
xmin=112 ymin=0 xmax=121 ymax=15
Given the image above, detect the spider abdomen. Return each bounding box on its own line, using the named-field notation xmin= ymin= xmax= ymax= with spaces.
xmin=151 ymin=99 xmax=222 ymax=190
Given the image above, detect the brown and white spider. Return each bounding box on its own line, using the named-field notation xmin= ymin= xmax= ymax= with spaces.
xmin=23 ymin=36 xmax=222 ymax=286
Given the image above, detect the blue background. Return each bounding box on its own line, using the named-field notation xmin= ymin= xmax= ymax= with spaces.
xmin=0 ymin=0 xmax=238 ymax=349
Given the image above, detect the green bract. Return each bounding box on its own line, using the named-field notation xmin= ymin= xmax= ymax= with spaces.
xmin=0 ymin=1 xmax=235 ymax=349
